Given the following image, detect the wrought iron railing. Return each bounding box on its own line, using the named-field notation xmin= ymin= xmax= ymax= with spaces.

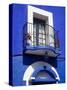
xmin=23 ymin=22 xmax=60 ymax=49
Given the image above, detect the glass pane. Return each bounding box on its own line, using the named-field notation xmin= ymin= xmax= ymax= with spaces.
xmin=33 ymin=37 xmax=36 ymax=41
xmin=42 ymin=29 xmax=45 ymax=33
xmin=33 ymin=24 xmax=36 ymax=31
xmin=39 ymin=34 xmax=43 ymax=38
xmin=33 ymin=41 xmax=36 ymax=46
xmin=38 ymin=24 xmax=45 ymax=46
xmin=33 ymin=24 xmax=36 ymax=45
xmin=39 ymin=24 xmax=42 ymax=29
xmin=39 ymin=43 xmax=43 ymax=46
xmin=42 ymin=25 xmax=44 ymax=31
xmin=39 ymin=39 xmax=42 ymax=43
xmin=43 ymin=40 xmax=45 ymax=43
xmin=42 ymin=35 xmax=45 ymax=39
xmin=39 ymin=30 xmax=42 ymax=33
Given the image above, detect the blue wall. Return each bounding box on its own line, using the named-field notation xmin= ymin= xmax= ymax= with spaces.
xmin=9 ymin=4 xmax=65 ymax=86
xmin=9 ymin=4 xmax=27 ymax=56
xmin=9 ymin=4 xmax=28 ymax=85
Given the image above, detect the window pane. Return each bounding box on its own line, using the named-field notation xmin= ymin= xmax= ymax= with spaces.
xmin=33 ymin=24 xmax=36 ymax=30
xmin=43 ymin=35 xmax=45 ymax=39
xmin=39 ymin=39 xmax=42 ymax=42
xmin=33 ymin=37 xmax=36 ymax=41
xmin=39 ymin=34 xmax=43 ymax=38
xmin=33 ymin=42 xmax=36 ymax=45
xmin=43 ymin=40 xmax=45 ymax=43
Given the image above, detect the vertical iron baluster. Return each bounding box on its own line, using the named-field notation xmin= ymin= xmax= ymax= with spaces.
xmin=33 ymin=23 xmax=34 ymax=46
xmin=42 ymin=24 xmax=43 ymax=46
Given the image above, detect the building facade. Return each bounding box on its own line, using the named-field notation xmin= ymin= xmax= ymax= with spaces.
xmin=9 ymin=4 xmax=65 ymax=86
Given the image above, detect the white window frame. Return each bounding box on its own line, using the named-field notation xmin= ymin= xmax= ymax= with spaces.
xmin=28 ymin=5 xmax=54 ymax=47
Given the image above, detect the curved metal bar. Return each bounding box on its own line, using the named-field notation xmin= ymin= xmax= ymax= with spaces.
xmin=23 ymin=22 xmax=60 ymax=49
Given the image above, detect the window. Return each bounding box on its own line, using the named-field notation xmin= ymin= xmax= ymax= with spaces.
xmin=27 ymin=5 xmax=54 ymax=47
xmin=33 ymin=18 xmax=46 ymax=46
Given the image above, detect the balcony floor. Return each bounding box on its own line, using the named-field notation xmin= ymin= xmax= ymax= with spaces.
xmin=24 ymin=46 xmax=61 ymax=57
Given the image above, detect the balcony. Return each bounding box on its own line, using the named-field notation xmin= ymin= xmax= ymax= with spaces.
xmin=23 ymin=22 xmax=61 ymax=57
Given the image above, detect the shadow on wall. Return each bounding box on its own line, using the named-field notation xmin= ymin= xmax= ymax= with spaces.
xmin=23 ymin=54 xmax=57 ymax=67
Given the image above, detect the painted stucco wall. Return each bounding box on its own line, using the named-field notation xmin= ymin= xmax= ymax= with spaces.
xmin=9 ymin=4 xmax=65 ymax=86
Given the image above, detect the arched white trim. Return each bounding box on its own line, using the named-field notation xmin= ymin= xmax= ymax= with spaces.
xmin=23 ymin=61 xmax=60 ymax=85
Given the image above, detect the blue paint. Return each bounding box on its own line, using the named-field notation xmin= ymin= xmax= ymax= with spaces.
xmin=9 ymin=56 xmax=28 ymax=86
xmin=56 ymin=59 xmax=65 ymax=83
xmin=9 ymin=4 xmax=27 ymax=55
xmin=9 ymin=4 xmax=65 ymax=86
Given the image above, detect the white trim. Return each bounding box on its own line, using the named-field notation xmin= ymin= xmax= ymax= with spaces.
xmin=30 ymin=77 xmax=35 ymax=80
xmin=28 ymin=5 xmax=53 ymax=26
xmin=23 ymin=61 xmax=60 ymax=85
